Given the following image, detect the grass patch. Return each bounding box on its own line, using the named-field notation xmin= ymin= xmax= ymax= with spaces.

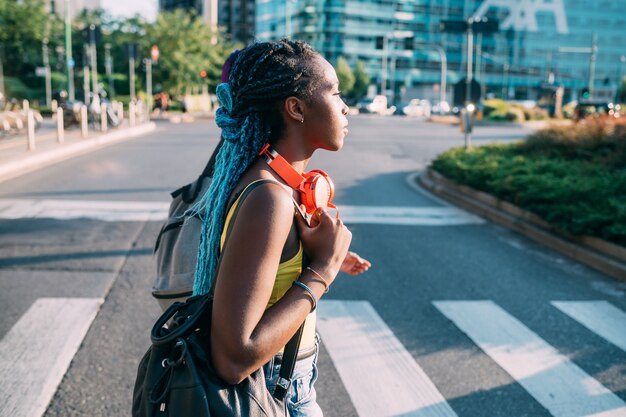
xmin=431 ymin=118 xmax=626 ymax=245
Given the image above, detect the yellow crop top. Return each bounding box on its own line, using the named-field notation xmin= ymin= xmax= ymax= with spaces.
xmin=219 ymin=180 xmax=317 ymax=349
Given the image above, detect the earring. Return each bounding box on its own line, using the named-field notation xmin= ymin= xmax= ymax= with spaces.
xmin=300 ymin=118 xmax=304 ymax=123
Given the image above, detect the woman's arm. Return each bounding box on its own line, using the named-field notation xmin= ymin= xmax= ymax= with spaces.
xmin=210 ymin=183 xmax=350 ymax=384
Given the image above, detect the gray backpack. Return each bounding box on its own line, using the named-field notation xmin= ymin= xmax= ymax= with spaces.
xmin=152 ymin=174 xmax=212 ymax=310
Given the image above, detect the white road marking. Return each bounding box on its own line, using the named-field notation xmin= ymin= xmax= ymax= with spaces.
xmin=317 ymin=300 xmax=458 ymax=417
xmin=0 ymin=298 xmax=103 ymax=417
xmin=552 ymin=301 xmax=626 ymax=352
xmin=0 ymin=198 xmax=168 ymax=222
xmin=340 ymin=205 xmax=484 ymax=225
xmin=0 ymin=199 xmax=484 ymax=225
xmin=433 ymin=300 xmax=626 ymax=417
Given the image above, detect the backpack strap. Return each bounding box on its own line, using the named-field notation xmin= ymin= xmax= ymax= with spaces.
xmin=209 ymin=179 xmax=306 ymax=400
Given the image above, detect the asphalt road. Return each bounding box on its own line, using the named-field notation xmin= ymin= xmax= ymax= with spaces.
xmin=1 ymin=116 xmax=625 ymax=417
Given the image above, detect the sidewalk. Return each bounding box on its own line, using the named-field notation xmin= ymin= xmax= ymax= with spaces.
xmin=0 ymin=117 xmax=157 ymax=184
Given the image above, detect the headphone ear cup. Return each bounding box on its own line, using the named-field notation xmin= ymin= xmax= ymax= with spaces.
xmin=301 ymin=172 xmax=335 ymax=214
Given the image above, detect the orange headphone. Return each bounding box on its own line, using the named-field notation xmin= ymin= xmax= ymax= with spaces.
xmin=259 ymin=144 xmax=338 ymax=217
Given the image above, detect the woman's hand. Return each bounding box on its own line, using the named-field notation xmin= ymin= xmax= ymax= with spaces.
xmin=295 ymin=206 xmax=352 ymax=282
xmin=340 ymin=251 xmax=371 ymax=275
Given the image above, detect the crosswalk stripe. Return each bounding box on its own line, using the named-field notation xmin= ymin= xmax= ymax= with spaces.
xmin=0 ymin=199 xmax=484 ymax=225
xmin=0 ymin=298 xmax=103 ymax=417
xmin=551 ymin=301 xmax=626 ymax=352
xmin=433 ymin=300 xmax=626 ymax=417
xmin=339 ymin=205 xmax=484 ymax=225
xmin=317 ymin=300 xmax=458 ymax=417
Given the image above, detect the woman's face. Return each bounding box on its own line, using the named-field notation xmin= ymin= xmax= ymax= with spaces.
xmin=302 ymin=56 xmax=350 ymax=152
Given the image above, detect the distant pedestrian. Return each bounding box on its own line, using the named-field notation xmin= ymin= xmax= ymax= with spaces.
xmin=192 ymin=40 xmax=370 ymax=416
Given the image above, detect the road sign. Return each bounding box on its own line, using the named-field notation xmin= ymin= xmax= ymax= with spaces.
xmin=453 ymin=78 xmax=481 ymax=106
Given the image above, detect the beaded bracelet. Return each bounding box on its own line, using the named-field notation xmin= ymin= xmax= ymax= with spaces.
xmin=292 ymin=280 xmax=317 ymax=312
xmin=305 ymin=266 xmax=330 ymax=293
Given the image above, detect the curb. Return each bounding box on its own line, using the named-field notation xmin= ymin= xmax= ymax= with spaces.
xmin=417 ymin=168 xmax=626 ymax=282
xmin=0 ymin=122 xmax=157 ymax=184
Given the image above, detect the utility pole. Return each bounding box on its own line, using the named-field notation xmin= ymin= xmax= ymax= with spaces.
xmin=381 ymin=34 xmax=389 ymax=95
xmin=475 ymin=32 xmax=482 ymax=82
xmin=65 ymin=0 xmax=75 ymax=100
xmin=42 ymin=39 xmax=52 ymax=107
xmin=89 ymin=24 xmax=98 ymax=95
xmin=415 ymin=42 xmax=448 ymax=105
xmin=145 ymin=58 xmax=152 ymax=117
xmin=104 ymin=43 xmax=114 ymax=97
xmin=83 ymin=44 xmax=90 ymax=103
xmin=465 ymin=19 xmax=474 ymax=107
xmin=128 ymin=44 xmax=137 ymax=101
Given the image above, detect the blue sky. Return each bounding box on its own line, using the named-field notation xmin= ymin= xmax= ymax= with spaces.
xmin=101 ymin=0 xmax=157 ymax=21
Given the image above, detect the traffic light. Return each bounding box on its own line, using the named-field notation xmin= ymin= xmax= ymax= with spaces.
xmin=580 ymin=88 xmax=590 ymax=100
xmin=471 ymin=18 xmax=499 ymax=34
xmin=200 ymin=70 xmax=207 ymax=78
xmin=439 ymin=20 xmax=468 ymax=33
xmin=375 ymin=36 xmax=384 ymax=50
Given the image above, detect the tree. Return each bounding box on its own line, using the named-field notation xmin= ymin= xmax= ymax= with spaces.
xmin=335 ymin=57 xmax=354 ymax=95
xmin=0 ymin=0 xmax=51 ymax=76
xmin=350 ymin=60 xmax=370 ymax=101
xmin=143 ymin=10 xmax=240 ymax=96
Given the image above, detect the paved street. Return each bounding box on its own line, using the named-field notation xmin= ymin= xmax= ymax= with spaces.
xmin=1 ymin=116 xmax=625 ymax=417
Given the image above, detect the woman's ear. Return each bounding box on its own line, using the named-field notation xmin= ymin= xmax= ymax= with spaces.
xmin=283 ymin=97 xmax=305 ymax=123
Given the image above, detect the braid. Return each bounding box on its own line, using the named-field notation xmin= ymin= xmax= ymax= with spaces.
xmin=192 ymin=39 xmax=320 ymax=296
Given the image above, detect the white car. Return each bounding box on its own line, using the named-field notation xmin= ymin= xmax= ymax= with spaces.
xmin=402 ymin=99 xmax=431 ymax=117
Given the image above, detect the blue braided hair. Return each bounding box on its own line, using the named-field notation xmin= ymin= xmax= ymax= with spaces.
xmin=191 ymin=39 xmax=322 ymax=296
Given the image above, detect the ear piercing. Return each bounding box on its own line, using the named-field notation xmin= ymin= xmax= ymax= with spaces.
xmin=300 ymin=117 xmax=304 ymax=123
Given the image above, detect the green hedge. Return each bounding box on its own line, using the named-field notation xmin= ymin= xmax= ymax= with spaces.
xmin=431 ymin=118 xmax=626 ymax=245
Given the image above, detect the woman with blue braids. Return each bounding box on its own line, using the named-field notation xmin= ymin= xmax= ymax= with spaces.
xmin=193 ymin=40 xmax=370 ymax=416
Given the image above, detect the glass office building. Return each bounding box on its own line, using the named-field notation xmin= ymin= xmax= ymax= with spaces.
xmin=255 ymin=0 xmax=626 ymax=103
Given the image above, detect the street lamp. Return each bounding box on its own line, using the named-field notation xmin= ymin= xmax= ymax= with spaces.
xmin=380 ymin=31 xmax=413 ymax=98
xmin=413 ymin=42 xmax=448 ymax=107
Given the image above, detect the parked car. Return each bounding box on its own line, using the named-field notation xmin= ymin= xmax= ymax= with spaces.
xmin=431 ymin=100 xmax=451 ymax=115
xmin=573 ymin=101 xmax=621 ymax=121
xmin=402 ymin=99 xmax=431 ymax=117
xmin=356 ymin=95 xmax=395 ymax=115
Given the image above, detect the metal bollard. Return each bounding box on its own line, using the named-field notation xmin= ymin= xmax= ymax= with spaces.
xmin=80 ymin=105 xmax=88 ymax=138
xmin=116 ymin=102 xmax=124 ymax=123
xmin=129 ymin=101 xmax=136 ymax=127
xmin=101 ymin=103 xmax=108 ymax=132
xmin=56 ymin=107 xmax=64 ymax=144
xmin=27 ymin=110 xmax=36 ymax=151
xmin=51 ymin=99 xmax=58 ymax=120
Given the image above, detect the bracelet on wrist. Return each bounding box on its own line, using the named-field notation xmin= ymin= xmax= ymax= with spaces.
xmin=305 ymin=266 xmax=330 ymax=293
xmin=292 ymin=280 xmax=317 ymax=312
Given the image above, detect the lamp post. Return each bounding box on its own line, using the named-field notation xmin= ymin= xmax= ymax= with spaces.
xmin=64 ymin=0 xmax=75 ymax=100
xmin=42 ymin=39 xmax=52 ymax=107
xmin=89 ymin=24 xmax=98 ymax=96
xmin=380 ymin=31 xmax=413 ymax=98
xmin=412 ymin=41 xmax=448 ymax=106
xmin=104 ymin=43 xmax=114 ymax=97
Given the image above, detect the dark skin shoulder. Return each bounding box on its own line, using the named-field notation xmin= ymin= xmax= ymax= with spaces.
xmin=210 ymin=159 xmax=309 ymax=384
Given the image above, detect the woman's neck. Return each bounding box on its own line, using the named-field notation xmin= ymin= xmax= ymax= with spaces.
xmin=271 ymin=141 xmax=312 ymax=174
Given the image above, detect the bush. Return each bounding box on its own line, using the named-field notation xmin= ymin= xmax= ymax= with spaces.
xmin=483 ymin=99 xmax=549 ymax=122
xmin=431 ymin=123 xmax=626 ymax=245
